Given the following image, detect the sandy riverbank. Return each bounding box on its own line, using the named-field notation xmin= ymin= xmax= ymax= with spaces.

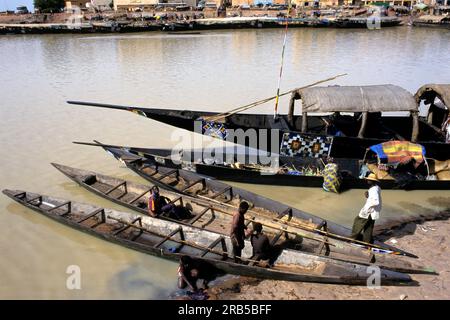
xmin=207 ymin=216 xmax=450 ymax=300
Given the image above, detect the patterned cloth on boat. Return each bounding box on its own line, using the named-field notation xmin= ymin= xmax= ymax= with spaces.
xmin=280 ymin=132 xmax=333 ymax=158
xmin=201 ymin=120 xmax=228 ymax=140
xmin=322 ymin=163 xmax=341 ymax=193
xmin=369 ymin=141 xmax=426 ymax=168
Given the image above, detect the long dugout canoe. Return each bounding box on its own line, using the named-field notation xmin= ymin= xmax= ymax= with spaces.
xmin=78 ymin=140 xmax=417 ymax=258
xmin=52 ymin=163 xmax=435 ymax=274
xmin=2 ymin=189 xmax=414 ymax=285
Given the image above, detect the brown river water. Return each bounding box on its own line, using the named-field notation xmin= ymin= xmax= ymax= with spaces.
xmin=1 ymin=27 xmax=450 ymax=299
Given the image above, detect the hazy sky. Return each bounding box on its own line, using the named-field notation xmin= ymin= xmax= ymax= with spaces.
xmin=1 ymin=0 xmax=34 ymax=11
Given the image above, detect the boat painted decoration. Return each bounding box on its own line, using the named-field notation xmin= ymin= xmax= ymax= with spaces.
xmin=201 ymin=120 xmax=228 ymax=140
xmin=280 ymin=132 xmax=333 ymax=158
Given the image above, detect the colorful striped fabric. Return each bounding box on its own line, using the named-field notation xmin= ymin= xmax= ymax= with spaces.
xmin=322 ymin=163 xmax=341 ymax=193
xmin=369 ymin=141 xmax=426 ymax=168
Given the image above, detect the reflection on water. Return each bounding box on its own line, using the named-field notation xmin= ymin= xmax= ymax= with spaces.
xmin=0 ymin=27 xmax=449 ymax=299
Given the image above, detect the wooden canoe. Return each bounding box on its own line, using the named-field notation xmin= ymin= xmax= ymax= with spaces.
xmin=75 ymin=140 xmax=420 ymax=259
xmin=52 ymin=163 xmax=435 ymax=274
xmin=2 ymin=189 xmax=414 ymax=285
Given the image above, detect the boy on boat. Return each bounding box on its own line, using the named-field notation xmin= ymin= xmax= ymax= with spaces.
xmin=148 ymin=186 xmax=190 ymax=220
xmin=351 ymin=173 xmax=382 ymax=244
xmin=249 ymin=222 xmax=272 ymax=262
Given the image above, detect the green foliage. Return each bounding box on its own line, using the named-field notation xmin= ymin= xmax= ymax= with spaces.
xmin=34 ymin=0 xmax=65 ymax=13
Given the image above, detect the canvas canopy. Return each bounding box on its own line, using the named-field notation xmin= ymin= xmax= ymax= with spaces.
xmin=415 ymin=84 xmax=450 ymax=108
xmin=296 ymin=85 xmax=418 ymax=113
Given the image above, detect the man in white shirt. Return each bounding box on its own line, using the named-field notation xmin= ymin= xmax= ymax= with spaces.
xmin=351 ymin=173 xmax=382 ymax=244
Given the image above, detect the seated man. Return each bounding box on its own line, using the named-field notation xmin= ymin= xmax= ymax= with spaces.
xmin=148 ymin=186 xmax=192 ymax=220
xmin=249 ymin=222 xmax=272 ymax=261
xmin=148 ymin=186 xmax=171 ymax=217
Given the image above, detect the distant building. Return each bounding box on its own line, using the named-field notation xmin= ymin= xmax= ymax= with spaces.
xmin=294 ymin=0 xmax=347 ymax=7
xmin=16 ymin=5 xmax=29 ymax=14
xmin=113 ymin=0 xmax=158 ymax=11
xmin=113 ymin=0 xmax=208 ymax=11
xmin=66 ymin=0 xmax=93 ymax=10
xmin=91 ymin=0 xmax=113 ymax=10
xmin=360 ymin=1 xmax=416 ymax=7
xmin=231 ymin=0 xmax=287 ymax=6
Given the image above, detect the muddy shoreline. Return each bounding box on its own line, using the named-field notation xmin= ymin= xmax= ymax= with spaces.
xmin=207 ymin=213 xmax=450 ymax=300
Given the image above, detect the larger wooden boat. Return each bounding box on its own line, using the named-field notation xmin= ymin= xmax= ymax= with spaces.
xmin=73 ymin=141 xmax=450 ymax=191
xmin=2 ymin=189 xmax=414 ymax=284
xmin=52 ymin=163 xmax=434 ymax=274
xmin=67 ymin=84 xmax=450 ymax=160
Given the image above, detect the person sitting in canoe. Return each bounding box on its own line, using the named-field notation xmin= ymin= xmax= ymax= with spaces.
xmin=250 ymin=222 xmax=272 ymax=262
xmin=230 ymin=201 xmax=252 ymax=263
xmin=148 ymin=186 xmax=191 ymax=220
xmin=351 ymin=173 xmax=382 ymax=244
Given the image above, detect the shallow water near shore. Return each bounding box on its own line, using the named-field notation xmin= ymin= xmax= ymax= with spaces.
xmin=1 ymin=27 xmax=450 ymax=299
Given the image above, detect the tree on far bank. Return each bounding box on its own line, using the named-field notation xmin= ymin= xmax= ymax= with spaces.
xmin=34 ymin=0 xmax=65 ymax=13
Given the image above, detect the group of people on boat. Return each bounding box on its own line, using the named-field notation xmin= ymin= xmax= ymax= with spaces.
xmin=144 ymin=186 xmax=276 ymax=292
xmin=144 ymin=171 xmax=382 ymax=293
xmin=229 ymin=201 xmax=273 ymax=264
xmin=167 ymin=174 xmax=381 ymax=293
xmin=175 ymin=175 xmax=382 ymax=294
xmin=175 ymin=200 xmax=275 ymax=293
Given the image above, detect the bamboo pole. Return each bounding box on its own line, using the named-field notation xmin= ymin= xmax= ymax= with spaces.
xmin=196 ymin=194 xmax=404 ymax=255
xmin=273 ymin=3 xmax=292 ymax=119
xmin=203 ymin=73 xmax=347 ymax=122
xmin=190 ymin=198 xmax=336 ymax=248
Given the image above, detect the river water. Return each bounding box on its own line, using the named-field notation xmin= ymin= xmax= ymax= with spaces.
xmin=1 ymin=27 xmax=449 ymax=299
